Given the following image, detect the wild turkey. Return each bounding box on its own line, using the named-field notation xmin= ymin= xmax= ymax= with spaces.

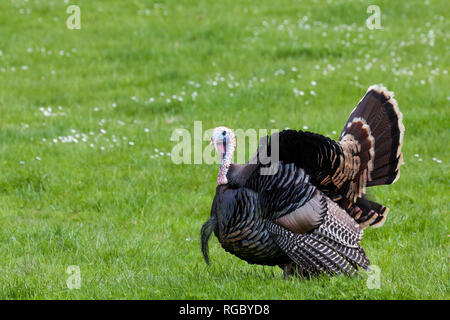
xmin=201 ymin=85 xmax=404 ymax=277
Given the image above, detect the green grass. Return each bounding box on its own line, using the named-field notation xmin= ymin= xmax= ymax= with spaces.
xmin=0 ymin=0 xmax=448 ymax=299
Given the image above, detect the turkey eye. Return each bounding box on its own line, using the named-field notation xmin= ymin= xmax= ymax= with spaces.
xmin=222 ymin=131 xmax=226 ymax=136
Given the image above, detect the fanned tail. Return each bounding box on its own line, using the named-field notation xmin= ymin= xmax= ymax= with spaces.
xmin=338 ymin=85 xmax=404 ymax=228
xmin=340 ymin=85 xmax=405 ymax=187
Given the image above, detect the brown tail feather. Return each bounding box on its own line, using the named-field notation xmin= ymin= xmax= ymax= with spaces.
xmin=340 ymin=196 xmax=389 ymax=229
xmin=355 ymin=197 xmax=389 ymax=228
xmin=340 ymin=85 xmax=404 ymax=187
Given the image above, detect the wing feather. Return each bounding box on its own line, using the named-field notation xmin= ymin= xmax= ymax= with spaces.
xmin=266 ymin=191 xmax=370 ymax=276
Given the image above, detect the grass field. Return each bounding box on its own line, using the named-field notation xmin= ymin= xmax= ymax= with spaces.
xmin=0 ymin=0 xmax=448 ymax=299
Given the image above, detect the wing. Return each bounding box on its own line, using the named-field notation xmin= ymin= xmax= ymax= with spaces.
xmin=266 ymin=193 xmax=370 ymax=276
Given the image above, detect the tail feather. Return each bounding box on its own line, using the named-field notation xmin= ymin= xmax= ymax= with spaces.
xmin=340 ymin=196 xmax=389 ymax=229
xmin=201 ymin=217 xmax=217 ymax=265
xmin=340 ymin=85 xmax=404 ymax=187
xmin=356 ymin=197 xmax=389 ymax=228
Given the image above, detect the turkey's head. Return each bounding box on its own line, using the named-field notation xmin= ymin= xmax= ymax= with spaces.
xmin=211 ymin=126 xmax=236 ymax=185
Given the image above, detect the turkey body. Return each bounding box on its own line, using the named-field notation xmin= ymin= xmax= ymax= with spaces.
xmin=201 ymin=85 xmax=404 ymax=277
xmin=204 ymin=162 xmax=368 ymax=276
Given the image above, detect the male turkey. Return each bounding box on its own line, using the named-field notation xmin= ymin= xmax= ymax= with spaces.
xmin=201 ymin=85 xmax=404 ymax=278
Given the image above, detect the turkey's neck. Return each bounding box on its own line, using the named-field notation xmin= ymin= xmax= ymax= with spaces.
xmin=218 ymin=142 xmax=235 ymax=185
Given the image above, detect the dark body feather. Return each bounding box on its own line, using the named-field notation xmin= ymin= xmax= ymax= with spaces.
xmin=210 ymin=186 xmax=290 ymax=266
